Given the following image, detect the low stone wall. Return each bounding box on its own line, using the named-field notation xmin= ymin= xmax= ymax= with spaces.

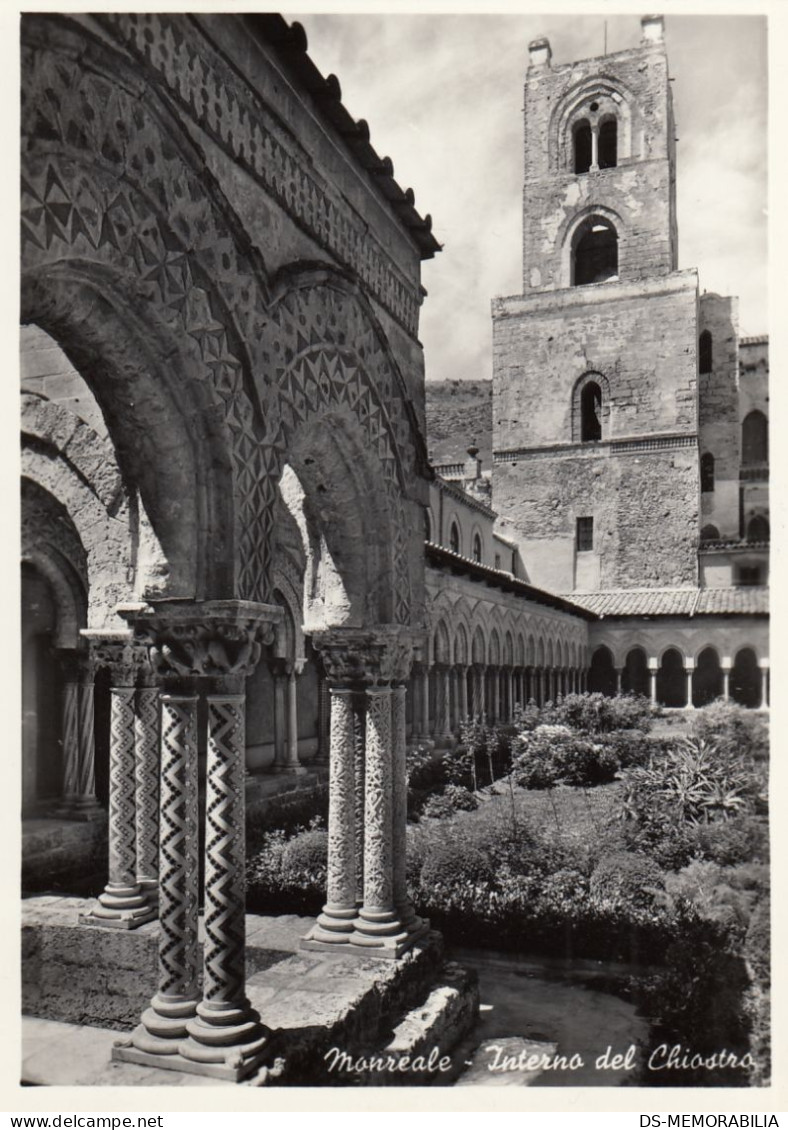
xmin=22 ymin=818 xmax=108 ymax=895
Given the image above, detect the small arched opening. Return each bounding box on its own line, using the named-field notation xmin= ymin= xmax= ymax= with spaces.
xmin=701 ymin=452 xmax=715 ymax=493
xmin=598 ymin=117 xmax=618 ymax=169
xmin=730 ymin=648 xmax=760 ymax=708
xmin=700 ymin=524 xmax=720 ymax=542
xmin=581 ymin=382 xmax=602 ymax=442
xmin=573 ymin=120 xmax=592 ymax=174
xmin=473 ymin=533 xmax=482 ymax=564
xmin=747 ymin=515 xmax=770 ymax=543
xmin=699 ymin=331 xmax=713 ymax=374
xmin=622 ymin=647 xmax=649 ymax=697
xmin=573 ymin=219 xmax=619 ymax=286
xmin=588 ymin=645 xmax=616 ymax=697
xmin=742 ymin=411 xmax=768 ymax=466
xmin=450 ymin=521 xmax=460 ymax=555
xmin=692 ymin=647 xmax=723 ymax=708
xmin=657 ymin=648 xmax=687 ymax=708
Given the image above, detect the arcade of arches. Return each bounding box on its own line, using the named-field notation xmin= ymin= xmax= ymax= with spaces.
xmin=20 ymin=13 xmax=769 ymax=1084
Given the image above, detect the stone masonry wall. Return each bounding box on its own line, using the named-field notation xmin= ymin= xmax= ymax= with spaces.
xmin=493 ymin=274 xmax=698 ymax=452
xmin=523 ymin=40 xmax=676 ymax=291
xmin=698 ymin=294 xmax=740 ymax=539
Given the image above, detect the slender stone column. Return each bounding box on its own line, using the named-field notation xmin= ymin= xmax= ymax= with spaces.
xmin=458 ymin=665 xmax=469 ymax=723
xmin=490 ymin=668 xmax=500 ymax=723
xmin=471 ymin=664 xmax=483 ymax=717
xmin=721 ymin=659 xmax=732 ymax=703
xmin=507 ymin=670 xmax=515 ymax=720
xmin=758 ymin=660 xmax=769 ymax=710
xmin=134 ymin=684 xmax=160 ymax=903
xmin=271 ymin=660 xmax=306 ymax=774
xmin=419 ymin=664 xmax=430 ymax=740
xmin=391 ymin=685 xmax=424 ymax=935
xmin=58 ymin=652 xmax=101 ymax=818
xmin=648 ymin=659 xmax=659 ymax=706
xmin=127 ymin=694 xmax=200 ymax=1055
xmin=309 ymin=689 xmax=359 ymax=943
xmin=180 ymin=690 xmax=268 ymax=1078
xmin=615 ymin=667 xmax=623 ymax=695
xmin=269 ymin=658 xmax=288 ymax=771
xmin=315 ymin=675 xmax=330 ymax=765
xmin=440 ymin=665 xmax=452 ymax=737
xmin=81 ymin=635 xmax=154 ymax=929
xmin=684 ymin=660 xmax=695 ymax=709
xmin=114 ymin=599 xmax=283 ymax=1082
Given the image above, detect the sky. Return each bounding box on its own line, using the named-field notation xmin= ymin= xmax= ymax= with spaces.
xmin=293 ymin=11 xmax=768 ymax=385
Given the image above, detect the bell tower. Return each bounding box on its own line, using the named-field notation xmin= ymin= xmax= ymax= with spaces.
xmin=492 ymin=15 xmax=701 ymax=595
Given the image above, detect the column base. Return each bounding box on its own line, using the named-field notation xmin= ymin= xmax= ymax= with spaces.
xmin=301 ymin=917 xmax=430 ymax=960
xmin=112 ymin=1040 xmax=268 ymax=1083
xmin=267 ymin=764 xmax=309 ymax=776
xmin=79 ymin=901 xmax=157 ymax=930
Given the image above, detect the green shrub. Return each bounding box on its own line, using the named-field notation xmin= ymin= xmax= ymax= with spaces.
xmin=620 ymin=736 xmax=756 ymax=828
xmin=689 ymin=701 xmax=769 ymax=762
xmin=542 ymin=692 xmax=654 ymax=734
xmin=511 ymin=725 xmax=620 ymax=789
xmin=743 ymin=894 xmax=770 ymax=1086
xmin=421 ymin=783 xmax=479 ymax=819
xmin=693 ymin=814 xmax=770 ymax=867
xmin=590 ymin=851 xmax=666 ymax=913
xmin=594 ymin=729 xmax=660 ymax=769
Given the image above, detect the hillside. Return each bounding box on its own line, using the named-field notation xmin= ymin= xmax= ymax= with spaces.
xmin=425 ymin=379 xmax=493 ymax=468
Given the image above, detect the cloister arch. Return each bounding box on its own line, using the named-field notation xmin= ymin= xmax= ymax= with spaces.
xmin=731 ymin=647 xmax=761 ymax=708
xmin=657 ymin=647 xmax=686 ymax=708
xmin=622 ymin=646 xmax=649 ymax=697
xmin=692 ymin=646 xmax=722 ymax=707
xmin=589 ymin=645 xmax=616 ymax=696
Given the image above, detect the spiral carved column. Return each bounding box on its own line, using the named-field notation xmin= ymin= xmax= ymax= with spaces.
xmin=392 ymin=685 xmax=427 ymax=938
xmin=58 ymin=653 xmax=101 ymax=818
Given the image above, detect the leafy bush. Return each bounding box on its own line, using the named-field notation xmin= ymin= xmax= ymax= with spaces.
xmin=689 ymin=701 xmax=769 ymax=762
xmin=542 ymin=692 xmax=654 ymax=734
xmin=594 ymin=729 xmax=661 ymax=770
xmin=590 ymin=851 xmax=666 ymax=914
xmin=421 ymin=783 xmax=479 ymax=820
xmin=511 ymin=725 xmax=620 ymax=789
xmin=692 ymin=814 xmax=770 ymax=867
xmin=620 ymin=737 xmax=756 ymax=828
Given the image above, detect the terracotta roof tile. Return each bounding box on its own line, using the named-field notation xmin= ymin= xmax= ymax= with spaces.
xmin=568 ymin=587 xmax=768 ymax=617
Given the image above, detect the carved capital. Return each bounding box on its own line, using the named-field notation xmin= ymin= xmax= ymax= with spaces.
xmin=115 ymin=600 xmax=283 ymax=680
xmin=312 ymin=627 xmax=414 ymax=687
xmin=80 ymin=630 xmax=150 ymax=686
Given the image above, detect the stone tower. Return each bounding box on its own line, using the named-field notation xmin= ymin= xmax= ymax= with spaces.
xmin=492 ymin=14 xmax=701 ymax=594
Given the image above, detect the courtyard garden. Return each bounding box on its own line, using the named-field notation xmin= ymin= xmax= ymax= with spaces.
xmin=246 ymin=694 xmax=770 ymax=1087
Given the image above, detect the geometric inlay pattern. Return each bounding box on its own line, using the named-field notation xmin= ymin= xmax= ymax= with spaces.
xmin=107 ymin=687 xmax=138 ymax=886
xmin=134 ymin=687 xmax=160 ymax=888
xmin=158 ymin=696 xmax=199 ymax=1000
xmin=204 ymin=696 xmax=247 ymax=1007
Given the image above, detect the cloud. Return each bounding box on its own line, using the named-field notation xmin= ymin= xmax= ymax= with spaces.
xmin=297 ymin=13 xmax=768 ymax=378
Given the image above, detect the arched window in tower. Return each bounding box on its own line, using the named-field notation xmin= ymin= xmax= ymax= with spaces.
xmin=449 ymin=521 xmax=460 ymax=555
xmin=573 ymin=120 xmax=592 ymax=174
xmin=573 ymin=219 xmax=618 ymax=285
xmin=580 ymin=381 xmax=603 ymax=442
xmin=700 ymin=452 xmax=715 ymax=493
xmin=598 ymin=118 xmax=618 ymax=168
xmin=747 ymin=514 xmax=770 ymax=543
xmin=699 ymin=330 xmax=713 ymax=374
xmin=473 ymin=533 xmax=482 ymax=563
xmin=742 ymin=411 xmax=768 ymax=466
xmin=700 ymin=524 xmax=719 ymax=542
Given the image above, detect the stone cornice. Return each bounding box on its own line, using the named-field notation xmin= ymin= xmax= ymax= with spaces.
xmin=311 ymin=626 xmax=416 ymax=686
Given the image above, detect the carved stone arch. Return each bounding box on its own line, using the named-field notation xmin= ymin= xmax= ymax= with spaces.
xmin=489 ymin=628 xmax=501 ymax=667
xmin=22 ymin=21 xmax=275 ymax=601
xmin=536 ymin=636 xmax=545 ymax=667
xmin=503 ymin=630 xmax=515 ymax=667
xmin=22 ymin=549 xmax=84 ymax=649
xmin=560 ymin=205 xmax=626 ymax=290
xmin=472 ymin=625 xmax=487 ymax=666
xmin=454 ymin=622 xmax=470 ymax=667
xmin=22 ymin=461 xmax=127 ymax=629
xmin=516 ymin=631 xmax=527 ymax=668
xmin=547 ymin=638 xmax=555 ymax=667
xmin=265 ymin=271 xmax=426 ymax=625
xmin=550 ymin=74 xmax=638 ymax=173
xmin=271 ymin=554 xmax=306 ymax=663
xmin=433 ymin=620 xmax=452 ymax=667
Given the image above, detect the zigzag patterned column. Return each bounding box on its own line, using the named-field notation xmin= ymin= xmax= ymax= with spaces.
xmin=180 ymin=694 xmax=268 ymax=1080
xmin=126 ymin=694 xmax=200 ymax=1057
xmin=84 ymin=686 xmax=153 ymax=928
xmin=135 ymin=686 xmax=160 ymax=904
xmin=304 ymin=688 xmax=358 ymax=947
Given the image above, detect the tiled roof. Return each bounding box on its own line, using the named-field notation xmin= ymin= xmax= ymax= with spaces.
xmin=696 ymin=587 xmax=769 ymax=615
xmin=568 ymin=587 xmax=768 ymax=617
